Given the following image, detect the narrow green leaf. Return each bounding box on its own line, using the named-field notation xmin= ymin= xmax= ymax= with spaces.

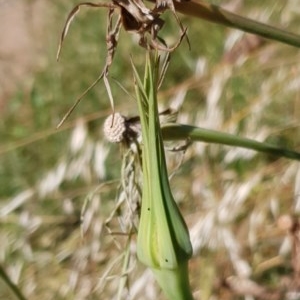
xmin=162 ymin=123 xmax=300 ymax=161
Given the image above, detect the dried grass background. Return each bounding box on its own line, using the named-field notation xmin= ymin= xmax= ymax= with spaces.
xmin=1 ymin=0 xmax=300 ymax=299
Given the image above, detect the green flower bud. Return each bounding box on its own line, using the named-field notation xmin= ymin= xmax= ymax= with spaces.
xmin=132 ymin=52 xmax=193 ymax=300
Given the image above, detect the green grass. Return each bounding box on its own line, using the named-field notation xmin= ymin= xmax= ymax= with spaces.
xmin=1 ymin=1 xmax=300 ymax=299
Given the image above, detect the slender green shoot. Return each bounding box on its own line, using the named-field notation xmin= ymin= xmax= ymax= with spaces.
xmin=162 ymin=123 xmax=300 ymax=161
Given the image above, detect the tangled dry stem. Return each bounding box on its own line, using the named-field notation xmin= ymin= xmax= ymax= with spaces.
xmin=56 ymin=0 xmax=188 ymax=127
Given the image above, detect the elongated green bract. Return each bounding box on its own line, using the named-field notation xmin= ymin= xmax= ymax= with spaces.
xmin=132 ymin=53 xmax=193 ymax=300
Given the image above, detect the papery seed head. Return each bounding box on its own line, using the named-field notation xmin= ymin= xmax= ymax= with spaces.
xmin=103 ymin=113 xmax=126 ymax=143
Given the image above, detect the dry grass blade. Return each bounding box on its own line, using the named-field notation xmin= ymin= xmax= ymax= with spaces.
xmin=157 ymin=52 xmax=170 ymax=89
xmin=57 ymin=11 xmax=122 ymax=128
xmin=103 ymin=75 xmax=115 ymax=115
xmin=289 ymin=217 xmax=300 ymax=291
xmin=225 ymin=216 xmax=300 ymax=299
xmin=0 ymin=265 xmax=27 ymax=300
xmin=225 ymin=276 xmax=282 ymax=300
xmin=56 ymin=71 xmax=105 ymax=128
xmin=56 ymin=2 xmax=115 ymax=61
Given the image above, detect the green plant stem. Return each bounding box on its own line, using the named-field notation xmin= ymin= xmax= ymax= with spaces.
xmin=148 ymin=0 xmax=300 ymax=48
xmin=162 ymin=123 xmax=300 ymax=161
xmin=0 ymin=265 xmax=27 ymax=300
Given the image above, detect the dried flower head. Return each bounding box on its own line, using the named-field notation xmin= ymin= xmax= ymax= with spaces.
xmin=103 ymin=113 xmax=126 ymax=143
